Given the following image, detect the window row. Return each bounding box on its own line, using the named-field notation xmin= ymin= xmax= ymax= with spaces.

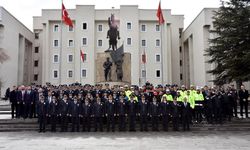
xmin=53 ymin=23 xmax=161 ymax=32
xmin=52 ymin=38 xmax=161 ymax=47
xmin=52 ymin=69 xmax=87 ymax=78
xmin=141 ymin=69 xmax=161 ymax=78
xmin=53 ymin=54 xmax=87 ymax=63
xmin=140 ymin=54 xmax=161 ymax=63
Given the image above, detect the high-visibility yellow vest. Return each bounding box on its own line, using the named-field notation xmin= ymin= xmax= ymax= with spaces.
xmin=163 ymin=94 xmax=173 ymax=101
xmin=194 ymin=93 xmax=204 ymax=101
xmin=186 ymin=95 xmax=195 ymax=109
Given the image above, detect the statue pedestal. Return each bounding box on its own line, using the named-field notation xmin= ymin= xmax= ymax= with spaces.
xmin=97 ymin=81 xmax=131 ymax=87
xmin=95 ymin=52 xmax=131 ymax=84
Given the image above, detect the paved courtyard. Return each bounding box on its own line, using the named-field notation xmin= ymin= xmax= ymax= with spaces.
xmin=0 ymin=131 xmax=249 ymax=150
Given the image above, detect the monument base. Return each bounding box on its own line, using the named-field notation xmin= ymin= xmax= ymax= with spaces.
xmin=96 ymin=81 xmax=131 ymax=87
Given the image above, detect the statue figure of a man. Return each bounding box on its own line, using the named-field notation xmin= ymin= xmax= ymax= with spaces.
xmin=103 ymin=57 xmax=112 ymax=81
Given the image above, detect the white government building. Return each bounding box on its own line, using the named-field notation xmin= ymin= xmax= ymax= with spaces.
xmin=0 ymin=5 xmax=249 ymax=96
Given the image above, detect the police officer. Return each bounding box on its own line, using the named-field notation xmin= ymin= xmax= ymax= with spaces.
xmin=37 ymin=96 xmax=48 ymax=133
xmin=93 ymin=97 xmax=104 ymax=132
xmin=105 ymin=95 xmax=116 ymax=132
xmin=116 ymin=95 xmax=127 ymax=131
xmin=48 ymin=96 xmax=58 ymax=132
xmin=81 ymin=98 xmax=92 ymax=132
xmin=128 ymin=94 xmax=137 ymax=132
xmin=59 ymin=94 xmax=69 ymax=132
xmin=181 ymin=97 xmax=191 ymax=131
xmin=239 ymin=85 xmax=249 ymax=118
xmin=171 ymin=98 xmax=180 ymax=131
xmin=160 ymin=96 xmax=170 ymax=131
xmin=138 ymin=95 xmax=149 ymax=131
xmin=150 ymin=96 xmax=160 ymax=131
xmin=69 ymin=96 xmax=81 ymax=132
xmin=9 ymin=86 xmax=18 ymax=119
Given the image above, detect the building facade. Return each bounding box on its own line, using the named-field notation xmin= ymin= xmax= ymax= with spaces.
xmin=33 ymin=5 xmax=184 ymax=86
xmin=0 ymin=7 xmax=34 ymax=96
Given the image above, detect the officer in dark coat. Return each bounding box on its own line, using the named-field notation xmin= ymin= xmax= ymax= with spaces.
xmin=228 ymin=85 xmax=238 ymax=117
xmin=213 ymin=90 xmax=222 ymax=124
xmin=9 ymin=86 xmax=18 ymax=119
xmin=239 ymin=85 xmax=249 ymax=118
xmin=128 ymin=95 xmax=137 ymax=131
xmin=171 ymin=98 xmax=180 ymax=131
xmin=69 ymin=96 xmax=81 ymax=132
xmin=160 ymin=96 xmax=171 ymax=131
xmin=59 ymin=94 xmax=69 ymax=132
xmin=93 ymin=97 xmax=104 ymax=132
xmin=181 ymin=97 xmax=191 ymax=131
xmin=81 ymin=98 xmax=92 ymax=132
xmin=205 ymin=90 xmax=214 ymax=124
xmin=37 ymin=96 xmax=48 ymax=132
xmin=24 ymin=86 xmax=34 ymax=118
xmin=48 ymin=96 xmax=58 ymax=132
xmin=116 ymin=95 xmax=127 ymax=131
xmin=138 ymin=95 xmax=149 ymax=131
xmin=17 ymin=86 xmax=26 ymax=118
xmin=150 ymin=96 xmax=160 ymax=131
xmin=105 ymin=95 xmax=116 ymax=132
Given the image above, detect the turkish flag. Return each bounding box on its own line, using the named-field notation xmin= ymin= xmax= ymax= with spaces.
xmin=156 ymin=1 xmax=165 ymax=25
xmin=80 ymin=50 xmax=84 ymax=62
xmin=142 ymin=50 xmax=146 ymax=64
xmin=62 ymin=3 xmax=73 ymax=27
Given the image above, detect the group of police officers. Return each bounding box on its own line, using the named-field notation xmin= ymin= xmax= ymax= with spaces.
xmin=7 ymin=82 xmax=249 ymax=133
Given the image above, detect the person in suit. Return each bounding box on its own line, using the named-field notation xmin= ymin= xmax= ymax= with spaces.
xmin=171 ymin=98 xmax=180 ymax=131
xmin=37 ymin=96 xmax=48 ymax=133
xmin=93 ymin=97 xmax=104 ymax=132
xmin=48 ymin=96 xmax=58 ymax=132
xmin=105 ymin=95 xmax=116 ymax=132
xmin=160 ymin=96 xmax=171 ymax=131
xmin=81 ymin=98 xmax=92 ymax=132
xmin=150 ymin=96 xmax=160 ymax=131
xmin=24 ymin=86 xmax=34 ymax=119
xmin=116 ymin=95 xmax=127 ymax=131
xmin=182 ymin=97 xmax=191 ymax=131
xmin=17 ymin=86 xmax=26 ymax=118
xmin=9 ymin=86 xmax=18 ymax=119
xmin=128 ymin=94 xmax=137 ymax=131
xmin=138 ymin=95 xmax=149 ymax=131
xmin=69 ymin=96 xmax=81 ymax=132
xmin=239 ymin=85 xmax=249 ymax=118
xmin=59 ymin=94 xmax=69 ymax=132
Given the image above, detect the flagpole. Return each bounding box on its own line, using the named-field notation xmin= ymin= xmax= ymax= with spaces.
xmin=160 ymin=24 xmax=164 ymax=85
xmin=80 ymin=47 xmax=82 ymax=85
xmin=59 ymin=0 xmax=63 ymax=85
xmin=144 ymin=48 xmax=147 ymax=85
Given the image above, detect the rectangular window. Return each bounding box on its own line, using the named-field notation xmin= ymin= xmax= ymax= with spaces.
xmin=83 ymin=54 xmax=87 ymax=62
xmin=127 ymin=38 xmax=132 ymax=46
xmin=35 ymin=47 xmax=39 ymax=53
xmin=53 ymin=70 xmax=58 ymax=78
xmin=53 ymin=55 xmax=59 ymax=63
xmin=68 ymin=39 xmax=74 ymax=47
xmin=35 ymin=33 xmax=39 ymax=39
xmin=68 ymin=54 xmax=73 ymax=63
xmin=98 ymin=40 xmax=102 ymax=47
xmin=53 ymin=40 xmax=59 ymax=47
xmin=180 ymin=73 xmax=183 ymax=80
xmin=82 ymin=38 xmax=87 ymax=46
xmin=127 ymin=22 xmax=132 ymax=30
xmin=156 ymin=39 xmax=160 ymax=47
xmin=141 ymin=24 xmax=146 ymax=32
xmin=54 ymin=24 xmax=59 ymax=32
xmin=68 ymin=70 xmax=73 ymax=78
xmin=179 ymin=46 xmax=182 ymax=53
xmin=82 ymin=23 xmax=87 ymax=30
xmin=142 ymin=70 xmax=146 ymax=78
xmin=180 ymin=60 xmax=182 ymax=66
xmin=156 ymin=70 xmax=161 ymax=78
xmin=156 ymin=25 xmax=160 ymax=32
xmin=34 ymin=60 xmax=39 ymax=67
xmin=141 ymin=39 xmax=146 ymax=47
xmin=156 ymin=54 xmax=161 ymax=62
xmin=68 ymin=26 xmax=74 ymax=32
xmin=82 ymin=69 xmax=87 ymax=77
xmin=34 ymin=74 xmax=38 ymax=81
xmin=98 ymin=24 xmax=103 ymax=32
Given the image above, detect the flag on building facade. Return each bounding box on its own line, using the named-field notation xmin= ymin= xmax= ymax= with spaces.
xmin=156 ymin=1 xmax=165 ymax=25
xmin=80 ymin=50 xmax=85 ymax=62
xmin=62 ymin=3 xmax=73 ymax=27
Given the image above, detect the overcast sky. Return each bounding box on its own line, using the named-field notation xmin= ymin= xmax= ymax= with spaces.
xmin=1 ymin=0 xmax=221 ymax=30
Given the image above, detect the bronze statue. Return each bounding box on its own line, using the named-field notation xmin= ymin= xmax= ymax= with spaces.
xmin=106 ymin=14 xmax=120 ymax=51
xmin=103 ymin=57 xmax=112 ymax=81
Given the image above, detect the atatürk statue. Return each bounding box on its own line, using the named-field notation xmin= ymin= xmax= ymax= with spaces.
xmin=107 ymin=14 xmax=120 ymax=51
xmin=103 ymin=57 xmax=112 ymax=81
